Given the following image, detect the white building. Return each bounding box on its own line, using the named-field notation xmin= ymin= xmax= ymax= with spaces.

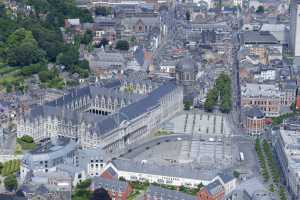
xmin=214 ymin=173 xmax=237 ymax=195
xmin=253 ymin=68 xmax=276 ymax=82
xmin=194 ymin=0 xmax=213 ymax=8
xmin=160 ymin=61 xmax=176 ymax=76
xmin=20 ymin=138 xmax=77 ymax=182
xmin=261 ymin=24 xmax=288 ymax=45
xmin=233 ymin=0 xmax=242 ymax=7
xmin=102 ymin=159 xmax=218 ymax=187
xmin=290 ymin=0 xmax=300 ymax=57
xmin=21 ymin=138 xmax=113 ymax=186
xmin=275 ymin=127 xmax=300 ymax=200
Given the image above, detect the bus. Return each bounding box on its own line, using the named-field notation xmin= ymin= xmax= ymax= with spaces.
xmin=240 ymin=152 xmax=245 ymax=161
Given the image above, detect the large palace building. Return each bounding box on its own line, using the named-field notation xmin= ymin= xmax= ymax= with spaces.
xmin=17 ymin=80 xmax=183 ymax=152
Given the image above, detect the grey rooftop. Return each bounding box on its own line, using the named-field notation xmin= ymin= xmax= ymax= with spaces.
xmin=24 ymin=81 xmax=179 ymax=137
xmin=111 ymin=158 xmax=217 ymax=181
xmin=91 ymin=177 xmax=129 ymax=192
xmin=146 ymin=185 xmax=197 ymax=200
xmin=206 ymin=180 xmax=224 ymax=196
xmin=241 ymin=31 xmax=279 ymax=45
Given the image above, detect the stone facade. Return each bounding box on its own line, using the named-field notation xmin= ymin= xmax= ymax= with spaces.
xmin=17 ymin=81 xmax=183 ymax=152
xmin=242 ymin=107 xmax=266 ymax=136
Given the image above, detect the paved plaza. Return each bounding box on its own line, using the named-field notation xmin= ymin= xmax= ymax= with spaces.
xmin=162 ymin=111 xmax=231 ymax=136
xmin=134 ymin=111 xmax=234 ymax=169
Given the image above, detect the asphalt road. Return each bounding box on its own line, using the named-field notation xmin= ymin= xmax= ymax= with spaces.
xmin=120 ymin=134 xmax=191 ymax=159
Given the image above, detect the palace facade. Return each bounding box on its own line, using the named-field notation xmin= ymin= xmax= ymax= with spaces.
xmin=17 ymin=80 xmax=183 ymax=152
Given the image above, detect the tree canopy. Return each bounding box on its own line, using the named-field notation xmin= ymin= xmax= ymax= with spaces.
xmin=115 ymin=40 xmax=129 ymax=51
xmin=4 ymin=175 xmax=18 ymax=191
xmin=256 ymin=5 xmax=264 ymax=13
xmin=95 ymin=6 xmax=112 ymax=16
xmin=0 ymin=0 xmax=91 ymax=72
xmin=204 ymin=73 xmax=232 ymax=113
xmin=90 ymin=188 xmax=111 ymax=200
xmin=5 ymin=28 xmax=46 ymax=66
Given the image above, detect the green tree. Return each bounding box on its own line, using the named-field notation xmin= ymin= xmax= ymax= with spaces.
xmin=30 ymin=25 xmax=64 ymax=61
xmin=6 ymin=28 xmax=33 ymax=47
xmin=0 ymin=4 xmax=5 ymax=17
xmin=233 ymin=170 xmax=240 ymax=178
xmin=81 ymin=30 xmax=93 ymax=45
xmin=0 ymin=162 xmax=3 ymax=174
xmin=91 ymin=188 xmax=111 ymax=200
xmin=256 ymin=5 xmax=264 ymax=13
xmin=184 ymin=101 xmax=192 ymax=110
xmin=27 ymin=0 xmax=50 ymax=14
xmin=115 ymin=40 xmax=129 ymax=51
xmin=6 ymin=28 xmax=46 ymax=66
xmin=220 ymin=95 xmax=232 ymax=113
xmin=77 ymin=179 xmax=91 ymax=189
xmin=78 ymin=60 xmax=90 ymax=70
xmin=130 ymin=36 xmax=136 ymax=45
xmin=186 ymin=11 xmax=191 ymax=21
xmin=7 ymin=42 xmax=46 ymax=66
xmin=20 ymin=135 xmax=34 ymax=143
xmin=57 ymin=46 xmax=79 ymax=69
xmin=269 ymin=184 xmax=275 ymax=192
xmin=95 ymin=6 xmax=112 ymax=16
xmin=204 ymin=88 xmax=218 ymax=112
xmin=4 ymin=175 xmax=18 ymax=191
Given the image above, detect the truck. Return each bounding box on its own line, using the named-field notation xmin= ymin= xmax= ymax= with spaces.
xmin=240 ymin=152 xmax=245 ymax=161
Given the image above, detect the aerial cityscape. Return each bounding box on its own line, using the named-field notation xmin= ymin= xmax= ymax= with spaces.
xmin=0 ymin=0 xmax=299 ymax=199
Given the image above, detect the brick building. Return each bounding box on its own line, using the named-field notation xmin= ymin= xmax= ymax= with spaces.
xmin=90 ymin=177 xmax=132 ymax=200
xmin=242 ymin=106 xmax=266 ymax=136
xmin=197 ymin=180 xmax=225 ymax=200
xmin=241 ymin=83 xmax=282 ymax=117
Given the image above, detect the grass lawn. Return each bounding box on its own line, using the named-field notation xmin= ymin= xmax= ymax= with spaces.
xmin=127 ymin=181 xmax=149 ymax=200
xmin=155 ymin=130 xmax=173 ymax=137
xmin=0 ymin=66 xmax=18 ymax=75
xmin=0 ymin=75 xmax=20 ymax=85
xmin=127 ymin=189 xmax=142 ymax=200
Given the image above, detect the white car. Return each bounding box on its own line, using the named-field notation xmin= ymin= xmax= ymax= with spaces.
xmin=177 ymin=137 xmax=182 ymax=141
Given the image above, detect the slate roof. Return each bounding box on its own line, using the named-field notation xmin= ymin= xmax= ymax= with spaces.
xmin=104 ymin=166 xmax=118 ymax=178
xmin=176 ymin=56 xmax=198 ymax=72
xmin=118 ymin=81 xmax=177 ymax=120
xmin=23 ymin=138 xmax=77 ymax=164
xmin=190 ymin=22 xmax=231 ymax=31
xmin=134 ymin=46 xmax=145 ymax=67
xmin=57 ymin=164 xmax=85 ymax=178
xmin=228 ymin=190 xmax=252 ymax=200
xmin=242 ymin=31 xmax=279 ymax=45
xmin=206 ymin=180 xmax=224 ymax=196
xmin=25 ymin=81 xmax=178 ymax=137
xmin=47 ymin=84 xmax=142 ymax=107
xmin=146 ymin=185 xmax=197 ymax=200
xmin=91 ymin=177 xmax=129 ymax=192
xmin=111 ymin=158 xmax=217 ymax=181
xmin=121 ymin=17 xmax=159 ymax=28
xmin=94 ymin=17 xmax=116 ymax=28
xmin=218 ymin=173 xmax=235 ymax=184
xmin=0 ymin=194 xmax=27 ymax=200
xmin=245 ymin=106 xmax=265 ymax=119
